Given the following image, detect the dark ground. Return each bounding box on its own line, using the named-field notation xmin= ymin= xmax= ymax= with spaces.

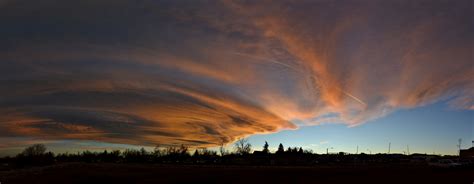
xmin=0 ymin=163 xmax=472 ymax=184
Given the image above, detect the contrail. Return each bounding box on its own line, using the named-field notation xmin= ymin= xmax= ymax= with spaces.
xmin=232 ymin=52 xmax=367 ymax=107
xmin=341 ymin=90 xmax=367 ymax=106
xmin=232 ymin=52 xmax=300 ymax=72
xmin=310 ymin=75 xmax=367 ymax=107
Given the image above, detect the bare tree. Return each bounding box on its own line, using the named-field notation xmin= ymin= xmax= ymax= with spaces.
xmin=234 ymin=138 xmax=251 ymax=155
xmin=21 ymin=144 xmax=47 ymax=156
xmin=219 ymin=142 xmax=227 ymax=156
xmin=153 ymin=144 xmax=162 ymax=157
xmin=178 ymin=144 xmax=189 ymax=155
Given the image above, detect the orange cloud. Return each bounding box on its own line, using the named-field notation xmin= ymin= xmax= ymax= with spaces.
xmin=223 ymin=0 xmax=473 ymax=125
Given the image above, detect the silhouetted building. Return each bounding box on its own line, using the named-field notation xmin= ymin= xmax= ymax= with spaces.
xmin=460 ymin=147 xmax=474 ymax=160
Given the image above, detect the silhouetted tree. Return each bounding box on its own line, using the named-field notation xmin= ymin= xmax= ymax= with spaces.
xmin=292 ymin=147 xmax=298 ymax=153
xmin=123 ymin=149 xmax=143 ymax=162
xmin=193 ymin=149 xmax=200 ymax=157
xmin=234 ymin=138 xmax=252 ymax=155
xmin=276 ymin=143 xmax=284 ymax=154
xmin=262 ymin=141 xmax=269 ymax=154
xmin=178 ymin=144 xmax=189 ymax=156
xmin=284 ymin=147 xmax=299 ymax=155
xmin=16 ymin=144 xmax=55 ymax=166
xmin=140 ymin=147 xmax=148 ymax=156
xmin=165 ymin=146 xmax=178 ymax=155
xmin=219 ymin=142 xmax=227 ymax=156
xmin=153 ymin=145 xmax=163 ymax=157
xmin=298 ymin=147 xmax=304 ymax=154
xmin=200 ymin=148 xmax=217 ymax=156
xmin=109 ymin=150 xmax=121 ymax=162
xmin=21 ymin=144 xmax=46 ymax=156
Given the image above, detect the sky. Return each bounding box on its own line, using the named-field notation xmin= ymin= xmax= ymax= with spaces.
xmin=0 ymin=0 xmax=472 ymax=156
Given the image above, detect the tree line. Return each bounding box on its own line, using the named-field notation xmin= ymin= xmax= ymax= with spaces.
xmin=4 ymin=138 xmax=314 ymax=166
xmin=1 ymin=138 xmax=453 ymax=167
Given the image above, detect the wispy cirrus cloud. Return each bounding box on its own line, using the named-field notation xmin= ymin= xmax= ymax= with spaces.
xmin=0 ymin=0 xmax=471 ymax=148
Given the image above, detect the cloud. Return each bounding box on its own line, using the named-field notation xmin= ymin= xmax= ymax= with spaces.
xmin=224 ymin=0 xmax=473 ymax=124
xmin=0 ymin=0 xmax=472 ymax=148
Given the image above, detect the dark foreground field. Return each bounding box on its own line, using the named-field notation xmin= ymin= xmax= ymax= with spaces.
xmin=0 ymin=163 xmax=472 ymax=184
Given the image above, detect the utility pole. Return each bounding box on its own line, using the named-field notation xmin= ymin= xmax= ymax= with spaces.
xmin=457 ymin=139 xmax=462 ymax=156
xmin=388 ymin=142 xmax=391 ymax=154
xmin=356 ymin=145 xmax=359 ymax=154
xmin=326 ymin=147 xmax=333 ymax=155
xmin=406 ymin=145 xmax=410 ymax=155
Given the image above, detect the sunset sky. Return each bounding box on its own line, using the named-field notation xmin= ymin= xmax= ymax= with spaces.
xmin=0 ymin=0 xmax=472 ymax=156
